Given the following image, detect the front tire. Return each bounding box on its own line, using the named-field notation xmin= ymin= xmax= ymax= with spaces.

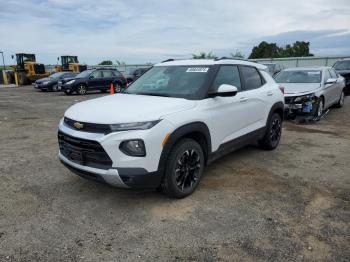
xmin=259 ymin=113 xmax=282 ymax=150
xmin=161 ymin=139 xmax=204 ymax=198
xmin=314 ymin=97 xmax=324 ymax=118
xmin=77 ymin=84 xmax=87 ymax=95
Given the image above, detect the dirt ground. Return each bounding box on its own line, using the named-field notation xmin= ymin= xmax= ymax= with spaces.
xmin=0 ymin=86 xmax=349 ymax=261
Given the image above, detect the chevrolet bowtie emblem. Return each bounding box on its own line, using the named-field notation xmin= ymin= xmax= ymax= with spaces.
xmin=74 ymin=122 xmax=84 ymax=129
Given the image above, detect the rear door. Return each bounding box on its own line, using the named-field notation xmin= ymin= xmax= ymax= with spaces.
xmin=88 ymin=71 xmax=103 ymax=90
xmin=102 ymin=70 xmax=115 ymax=89
xmin=238 ymin=65 xmax=269 ymax=131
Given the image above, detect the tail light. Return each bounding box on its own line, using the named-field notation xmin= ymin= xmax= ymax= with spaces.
xmin=278 ymin=85 xmax=285 ymax=94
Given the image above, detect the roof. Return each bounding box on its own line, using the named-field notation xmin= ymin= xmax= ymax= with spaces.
xmin=154 ymin=59 xmax=267 ymax=70
xmin=284 ymin=66 xmax=331 ymax=71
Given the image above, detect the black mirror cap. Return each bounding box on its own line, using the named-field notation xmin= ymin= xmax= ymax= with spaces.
xmin=208 ymin=90 xmax=238 ymax=98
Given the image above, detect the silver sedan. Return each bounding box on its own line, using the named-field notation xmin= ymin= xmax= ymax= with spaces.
xmin=274 ymin=67 xmax=345 ymax=119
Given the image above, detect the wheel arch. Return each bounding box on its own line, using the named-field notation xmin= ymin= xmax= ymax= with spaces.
xmin=267 ymin=101 xmax=284 ymax=124
xmin=158 ymin=122 xmax=212 ymax=174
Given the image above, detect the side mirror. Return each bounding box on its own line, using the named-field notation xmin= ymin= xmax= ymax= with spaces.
xmin=325 ymin=78 xmax=337 ymax=85
xmin=57 ymin=57 xmax=60 ymax=61
xmin=209 ymin=84 xmax=238 ymax=97
xmin=11 ymin=55 xmax=14 ymax=59
xmin=89 ymin=75 xmax=94 ymax=79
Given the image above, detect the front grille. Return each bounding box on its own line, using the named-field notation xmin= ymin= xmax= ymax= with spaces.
xmin=58 ymin=131 xmax=112 ymax=169
xmin=64 ymin=117 xmax=111 ymax=134
xmin=34 ymin=64 xmax=46 ymax=74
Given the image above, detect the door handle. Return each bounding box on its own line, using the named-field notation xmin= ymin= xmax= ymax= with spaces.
xmin=240 ymin=97 xmax=248 ymax=102
xmin=267 ymin=91 xmax=273 ymax=96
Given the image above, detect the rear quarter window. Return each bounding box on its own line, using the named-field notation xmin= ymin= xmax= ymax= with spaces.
xmin=240 ymin=66 xmax=264 ymax=90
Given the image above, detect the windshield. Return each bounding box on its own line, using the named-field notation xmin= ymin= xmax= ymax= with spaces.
xmin=76 ymin=70 xmax=93 ymax=78
xmin=275 ymin=70 xmax=322 ymax=83
xmin=333 ymin=61 xmax=350 ymax=70
xmin=125 ymin=66 xmax=211 ymax=99
xmin=49 ymin=72 xmax=67 ymax=79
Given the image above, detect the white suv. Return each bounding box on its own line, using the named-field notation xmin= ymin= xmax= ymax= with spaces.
xmin=58 ymin=59 xmax=284 ymax=198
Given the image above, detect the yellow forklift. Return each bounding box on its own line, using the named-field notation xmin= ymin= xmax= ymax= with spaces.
xmin=11 ymin=53 xmax=50 ymax=85
xmin=55 ymin=56 xmax=87 ymax=73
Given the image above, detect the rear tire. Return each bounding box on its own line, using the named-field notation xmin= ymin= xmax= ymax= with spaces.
xmin=335 ymin=90 xmax=345 ymax=108
xmin=114 ymin=83 xmax=122 ymax=93
xmin=259 ymin=113 xmax=282 ymax=150
xmin=160 ymin=139 xmax=204 ymax=198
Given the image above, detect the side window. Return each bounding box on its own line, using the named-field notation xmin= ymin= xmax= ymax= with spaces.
xmin=329 ymin=69 xmax=337 ymax=79
xmin=211 ymin=65 xmax=241 ymax=92
xmin=103 ymin=70 xmax=114 ymax=77
xmin=91 ymin=71 xmax=103 ymax=78
xmin=241 ymin=66 xmax=263 ymax=90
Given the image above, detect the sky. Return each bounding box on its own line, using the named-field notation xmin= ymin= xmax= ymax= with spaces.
xmin=0 ymin=0 xmax=349 ymax=65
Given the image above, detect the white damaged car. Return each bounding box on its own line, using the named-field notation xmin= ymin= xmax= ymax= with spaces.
xmin=275 ymin=67 xmax=345 ymax=119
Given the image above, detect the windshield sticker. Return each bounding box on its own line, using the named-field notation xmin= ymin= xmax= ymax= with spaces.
xmin=186 ymin=67 xmax=209 ymax=73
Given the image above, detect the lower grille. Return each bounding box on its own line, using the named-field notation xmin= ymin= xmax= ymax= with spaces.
xmin=58 ymin=131 xmax=112 ymax=169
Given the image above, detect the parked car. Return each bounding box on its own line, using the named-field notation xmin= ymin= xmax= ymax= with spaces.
xmin=60 ymin=68 xmax=127 ymax=95
xmin=57 ymin=58 xmax=284 ymax=198
xmin=263 ymin=63 xmax=284 ymax=76
xmin=275 ymin=67 xmax=345 ymax=119
xmin=124 ymin=67 xmax=149 ymax=83
xmin=333 ymin=59 xmax=350 ymax=93
xmin=34 ymin=72 xmax=77 ymax=91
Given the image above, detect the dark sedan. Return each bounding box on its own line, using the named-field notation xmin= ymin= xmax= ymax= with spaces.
xmin=34 ymin=72 xmax=77 ymax=91
xmin=333 ymin=60 xmax=350 ymax=94
xmin=61 ymin=68 xmax=127 ymax=95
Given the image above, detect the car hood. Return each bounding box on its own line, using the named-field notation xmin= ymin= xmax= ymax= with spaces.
xmin=36 ymin=77 xmax=54 ymax=83
xmin=64 ymin=94 xmax=196 ymax=124
xmin=281 ymin=83 xmax=321 ymax=95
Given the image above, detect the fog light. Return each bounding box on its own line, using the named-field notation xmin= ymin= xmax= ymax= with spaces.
xmin=119 ymin=139 xmax=146 ymax=157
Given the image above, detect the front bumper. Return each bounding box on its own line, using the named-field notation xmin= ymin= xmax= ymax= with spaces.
xmin=284 ymin=95 xmax=318 ymax=117
xmin=58 ymin=118 xmax=172 ymax=189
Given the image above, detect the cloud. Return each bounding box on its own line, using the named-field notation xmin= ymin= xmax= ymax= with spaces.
xmin=0 ymin=0 xmax=349 ymax=65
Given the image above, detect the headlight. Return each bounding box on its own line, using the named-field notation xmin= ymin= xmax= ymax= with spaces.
xmin=109 ymin=120 xmax=161 ymax=132
xmin=66 ymin=80 xmax=75 ymax=85
xmin=43 ymin=81 xmax=51 ymax=85
xmin=120 ymin=139 xmax=146 ymax=157
xmin=294 ymin=94 xmax=315 ymax=103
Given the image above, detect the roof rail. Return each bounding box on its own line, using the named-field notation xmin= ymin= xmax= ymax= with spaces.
xmin=161 ymin=59 xmax=175 ymax=63
xmin=214 ymin=57 xmax=251 ymax=62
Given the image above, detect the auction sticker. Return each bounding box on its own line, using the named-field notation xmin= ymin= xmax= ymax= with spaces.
xmin=186 ymin=67 xmax=209 ymax=73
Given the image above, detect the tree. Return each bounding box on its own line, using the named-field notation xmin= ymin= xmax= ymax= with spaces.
xmin=249 ymin=41 xmax=281 ymax=59
xmin=248 ymin=41 xmax=313 ymax=59
xmin=230 ymin=49 xmax=245 ymax=59
xmin=98 ymin=60 xmax=113 ymax=65
xmin=192 ymin=52 xmax=217 ymax=59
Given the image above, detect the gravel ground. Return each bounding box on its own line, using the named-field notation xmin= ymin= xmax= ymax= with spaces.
xmin=0 ymin=86 xmax=349 ymax=261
